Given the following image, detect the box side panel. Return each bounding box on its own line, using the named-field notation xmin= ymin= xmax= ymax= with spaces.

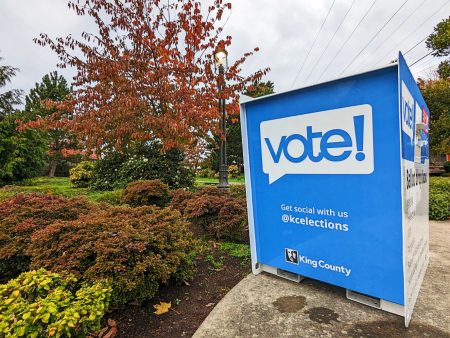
xmin=240 ymin=103 xmax=261 ymax=274
xmin=398 ymin=52 xmax=430 ymax=326
xmin=243 ymin=67 xmax=404 ymax=305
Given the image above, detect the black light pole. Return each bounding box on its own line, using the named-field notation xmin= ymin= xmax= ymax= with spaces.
xmin=215 ymin=48 xmax=229 ymax=188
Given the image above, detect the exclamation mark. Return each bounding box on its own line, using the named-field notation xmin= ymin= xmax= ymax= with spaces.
xmin=353 ymin=115 xmax=365 ymax=161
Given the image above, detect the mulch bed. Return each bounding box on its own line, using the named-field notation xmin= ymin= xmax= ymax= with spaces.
xmin=107 ymin=251 xmax=251 ymax=337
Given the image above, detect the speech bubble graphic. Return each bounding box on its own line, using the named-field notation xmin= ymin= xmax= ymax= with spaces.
xmin=260 ymin=104 xmax=374 ymax=184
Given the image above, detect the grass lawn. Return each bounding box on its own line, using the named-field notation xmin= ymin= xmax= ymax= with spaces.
xmin=0 ymin=177 xmax=122 ymax=204
xmin=195 ymin=176 xmax=245 ymax=186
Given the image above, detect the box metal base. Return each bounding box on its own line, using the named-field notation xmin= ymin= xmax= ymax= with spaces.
xmin=254 ymin=263 xmax=404 ymax=318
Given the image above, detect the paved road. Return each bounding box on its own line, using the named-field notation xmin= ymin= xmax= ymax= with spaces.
xmin=193 ymin=221 xmax=450 ymax=338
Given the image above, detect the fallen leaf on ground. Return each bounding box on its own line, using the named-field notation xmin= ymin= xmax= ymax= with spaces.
xmin=153 ymin=301 xmax=171 ymax=315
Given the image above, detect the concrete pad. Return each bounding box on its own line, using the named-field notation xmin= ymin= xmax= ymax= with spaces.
xmin=193 ymin=221 xmax=450 ymax=338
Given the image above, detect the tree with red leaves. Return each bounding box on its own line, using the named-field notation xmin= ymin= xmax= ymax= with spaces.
xmin=31 ymin=0 xmax=268 ymax=155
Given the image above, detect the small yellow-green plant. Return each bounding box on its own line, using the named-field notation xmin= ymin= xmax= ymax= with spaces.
xmin=0 ymin=269 xmax=111 ymax=338
xmin=69 ymin=161 xmax=95 ymax=188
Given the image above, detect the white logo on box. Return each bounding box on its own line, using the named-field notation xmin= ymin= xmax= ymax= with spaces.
xmin=260 ymin=104 xmax=374 ymax=184
xmin=401 ymin=81 xmax=414 ymax=139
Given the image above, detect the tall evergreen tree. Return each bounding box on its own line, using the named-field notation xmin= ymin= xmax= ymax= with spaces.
xmin=23 ymin=72 xmax=78 ymax=176
xmin=0 ymin=55 xmax=23 ymax=116
xmin=0 ymin=55 xmax=47 ymax=185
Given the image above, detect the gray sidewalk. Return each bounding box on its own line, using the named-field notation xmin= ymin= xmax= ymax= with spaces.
xmin=193 ymin=221 xmax=450 ymax=338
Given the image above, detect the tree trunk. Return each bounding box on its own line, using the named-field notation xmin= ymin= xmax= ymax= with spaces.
xmin=49 ymin=160 xmax=57 ymax=177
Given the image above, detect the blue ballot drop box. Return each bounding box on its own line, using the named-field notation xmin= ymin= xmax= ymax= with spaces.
xmin=240 ymin=52 xmax=429 ymax=327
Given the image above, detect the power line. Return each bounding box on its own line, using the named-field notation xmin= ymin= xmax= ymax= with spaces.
xmin=302 ymin=0 xmax=357 ymax=85
xmin=290 ymin=0 xmax=337 ymax=88
xmin=338 ymin=0 xmax=411 ymax=77
xmin=317 ymin=0 xmax=379 ymax=82
xmin=359 ymin=0 xmax=428 ymax=63
xmin=410 ymin=51 xmax=433 ymax=66
xmin=375 ymin=0 xmax=450 ymax=66
xmin=404 ymin=35 xmax=429 ymax=55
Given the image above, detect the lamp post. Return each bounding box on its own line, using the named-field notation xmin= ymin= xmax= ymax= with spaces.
xmin=215 ymin=48 xmax=229 ymax=188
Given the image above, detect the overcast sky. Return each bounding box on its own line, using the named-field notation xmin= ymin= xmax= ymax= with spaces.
xmin=0 ymin=0 xmax=448 ymax=101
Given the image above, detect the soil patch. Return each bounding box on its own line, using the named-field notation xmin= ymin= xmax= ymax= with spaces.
xmin=108 ymin=253 xmax=250 ymax=337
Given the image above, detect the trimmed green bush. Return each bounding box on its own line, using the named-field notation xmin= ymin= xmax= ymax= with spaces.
xmin=0 ymin=268 xmax=111 ymax=338
xmin=429 ymin=177 xmax=450 ymax=220
xmin=430 ymin=191 xmax=450 ymax=220
xmin=69 ymin=161 xmax=95 ymax=188
xmin=444 ymin=161 xmax=450 ymax=173
xmin=122 ymin=179 xmax=169 ymax=207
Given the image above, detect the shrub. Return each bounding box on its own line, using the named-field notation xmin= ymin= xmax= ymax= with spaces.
xmin=90 ymin=142 xmax=195 ymax=190
xmin=122 ymin=179 xmax=169 ymax=207
xmin=171 ymin=187 xmax=249 ymax=243
xmin=229 ymin=184 xmax=246 ymax=199
xmin=197 ymin=168 xmax=215 ymax=178
xmin=429 ymin=177 xmax=450 ymax=220
xmin=69 ymin=161 xmax=95 ymax=188
xmin=0 ymin=194 xmax=93 ymax=276
xmin=444 ymin=161 xmax=450 ymax=173
xmin=429 ymin=191 xmax=450 ymax=220
xmin=0 ymin=268 xmax=111 ymax=338
xmin=228 ymin=164 xmax=240 ymax=178
xmin=28 ymin=206 xmax=196 ymax=305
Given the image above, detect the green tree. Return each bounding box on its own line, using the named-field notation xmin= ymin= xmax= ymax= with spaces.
xmin=426 ymin=16 xmax=450 ymax=79
xmin=24 ymin=72 xmax=79 ymax=176
xmin=208 ymin=81 xmax=275 ymax=173
xmin=419 ymin=78 xmax=450 ymax=155
xmin=0 ymin=55 xmax=22 ymax=116
xmin=0 ymin=56 xmax=47 ymax=185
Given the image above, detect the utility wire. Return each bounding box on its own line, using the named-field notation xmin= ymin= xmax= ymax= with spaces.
xmin=410 ymin=51 xmax=433 ymax=66
xmin=404 ymin=35 xmax=429 ymax=55
xmin=303 ymin=0 xmax=357 ymax=85
xmin=360 ymin=0 xmax=428 ymax=62
xmin=375 ymin=0 xmax=450 ymax=66
xmin=317 ymin=0 xmax=379 ymax=82
xmin=338 ymin=0 xmax=411 ymax=77
xmin=290 ymin=0 xmax=337 ymax=88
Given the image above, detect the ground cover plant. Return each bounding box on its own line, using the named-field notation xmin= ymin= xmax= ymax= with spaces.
xmin=0 ymin=269 xmax=111 ymax=338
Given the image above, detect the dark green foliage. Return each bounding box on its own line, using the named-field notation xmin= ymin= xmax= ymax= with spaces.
xmin=122 ymin=179 xmax=169 ymax=207
xmin=23 ymin=71 xmax=78 ymax=177
xmin=28 ymin=205 xmax=196 ymax=305
xmin=0 ymin=193 xmax=93 ymax=276
xmin=69 ymin=161 xmax=95 ymax=188
xmin=437 ymin=60 xmax=450 ymax=79
xmin=0 ymin=55 xmax=23 ymax=116
xmin=90 ymin=142 xmax=194 ymax=190
xmin=0 ymin=269 xmax=111 ymax=338
xmin=426 ymin=16 xmax=450 ymax=57
xmin=171 ymin=187 xmax=249 ymax=243
xmin=444 ymin=161 xmax=450 ymax=173
xmin=0 ymin=114 xmax=48 ymax=186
